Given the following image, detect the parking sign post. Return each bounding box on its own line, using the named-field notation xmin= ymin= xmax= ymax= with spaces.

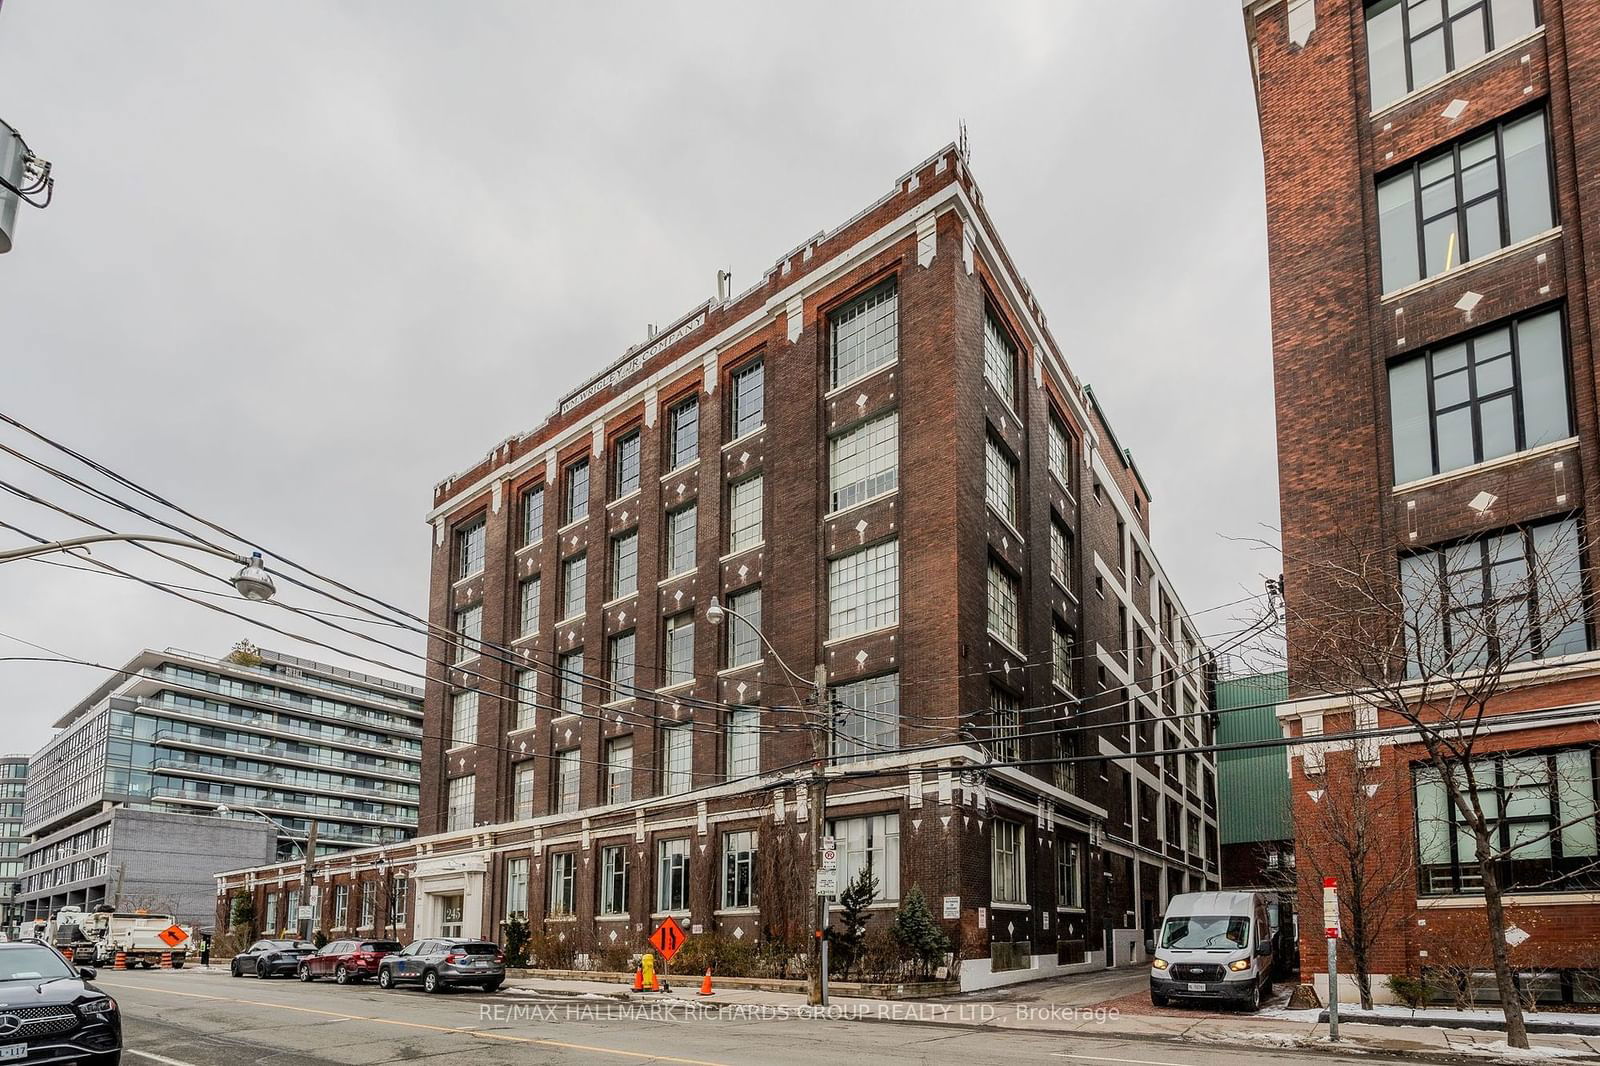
xmin=1323 ymin=876 xmax=1340 ymax=1042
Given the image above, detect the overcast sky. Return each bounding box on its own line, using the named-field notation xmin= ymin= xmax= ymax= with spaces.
xmin=0 ymin=1 xmax=1278 ymax=754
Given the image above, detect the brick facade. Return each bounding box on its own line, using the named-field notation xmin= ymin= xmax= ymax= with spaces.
xmin=218 ymin=144 xmax=1219 ymax=990
xmin=1245 ymin=0 xmax=1600 ymax=1002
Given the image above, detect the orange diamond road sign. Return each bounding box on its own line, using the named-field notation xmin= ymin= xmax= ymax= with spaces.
xmin=157 ymin=925 xmax=189 ymax=948
xmin=649 ymin=917 xmax=686 ymax=961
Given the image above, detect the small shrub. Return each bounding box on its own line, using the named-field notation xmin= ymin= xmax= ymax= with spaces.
xmin=527 ymin=925 xmax=576 ymax=970
xmin=830 ymin=869 xmax=877 ymax=979
xmin=312 ymin=929 xmax=329 ymax=949
xmin=596 ymin=943 xmax=633 ymax=973
xmin=1386 ymin=974 xmax=1430 ymax=1012
xmin=502 ymin=916 xmax=531 ymax=967
xmin=857 ymin=924 xmax=907 ymax=982
xmin=673 ymin=931 xmax=760 ymax=978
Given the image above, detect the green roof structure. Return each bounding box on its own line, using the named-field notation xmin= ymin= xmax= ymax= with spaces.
xmin=1214 ymin=670 xmax=1291 ymax=846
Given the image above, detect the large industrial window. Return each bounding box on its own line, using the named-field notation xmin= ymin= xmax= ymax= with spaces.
xmin=606 ymin=736 xmax=633 ymax=804
xmin=826 ymin=813 xmax=900 ymax=902
xmin=456 ymin=518 xmax=486 ymax=579
xmin=830 ymin=280 xmax=899 ymax=388
xmin=554 ymin=749 xmax=580 ymax=814
xmin=450 ymin=690 xmax=478 ymax=748
xmin=661 ymin=724 xmax=693 ymax=796
xmin=614 ymin=431 xmax=641 ymax=498
xmin=600 ymin=845 xmax=628 ymax=915
xmin=667 ymin=396 xmax=699 ymax=471
xmin=518 ymin=575 xmax=540 ymax=636
xmin=662 ymin=612 xmax=694 ymax=688
xmin=1057 ymin=839 xmax=1083 ymax=909
xmin=446 ymin=775 xmax=474 ymax=832
xmin=611 ymin=530 xmax=639 ymax=600
xmin=985 ymin=434 xmax=1019 ymax=528
xmin=514 ymin=764 xmax=535 ymax=820
xmin=722 ymin=830 xmax=757 ymax=908
xmin=725 ymin=587 xmax=762 ymax=668
xmin=1377 ymin=109 xmax=1553 ymax=292
xmin=1389 ymin=308 xmax=1570 ymax=483
xmin=730 ymin=359 xmax=765 ymax=439
xmin=557 ymin=649 xmax=585 ymax=715
xmin=828 ymin=539 xmax=899 ymax=638
xmin=828 ymin=411 xmax=898 ymax=513
xmin=992 ymin=819 xmax=1026 ymax=903
xmin=983 ymin=310 xmax=1018 ymax=410
xmin=521 ymin=484 xmax=545 ymax=545
xmin=725 ymin=708 xmax=760 ymax=779
xmin=563 ymin=458 xmax=590 ymax=525
xmin=1365 ymin=0 xmax=1540 ymax=110
xmin=665 ymin=503 xmax=697 ymax=577
xmin=987 ymin=558 xmax=1021 ymax=649
xmin=608 ymin=630 xmax=636 ymax=698
xmin=831 ymin=673 xmax=898 ymax=763
xmin=727 ymin=474 xmax=764 ymax=554
xmin=657 ymin=838 xmax=690 ymax=912
xmin=453 ymin=605 xmax=482 ymax=663
xmin=505 ymin=857 xmax=529 ymax=919
xmin=548 ymin=852 xmax=575 ymax=916
xmin=1048 ymin=413 xmax=1073 ymax=490
xmin=988 ymin=687 xmax=1022 ymax=762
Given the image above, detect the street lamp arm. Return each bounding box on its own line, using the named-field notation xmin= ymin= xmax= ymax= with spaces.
xmin=706 ymin=598 xmax=814 ymax=691
xmin=0 ymin=533 xmax=250 ymax=565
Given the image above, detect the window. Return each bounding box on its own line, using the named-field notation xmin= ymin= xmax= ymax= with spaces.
xmin=450 ymin=690 xmax=478 ymax=748
xmin=456 ymin=519 xmax=486 ymax=579
xmin=557 ymin=650 xmax=585 ymax=715
xmin=662 ymin=724 xmax=692 ymax=796
xmin=1052 ymin=730 xmax=1077 ymax=794
xmin=1415 ymin=747 xmax=1599 ymax=895
xmin=830 ymin=281 xmax=898 ymax=387
xmin=1377 ymin=110 xmax=1554 ymax=292
xmin=1048 ymin=413 xmax=1073 ymax=489
xmin=663 ymin=612 xmax=695 ymax=688
xmin=518 ymin=576 xmax=540 ymax=636
xmin=667 ymin=396 xmax=699 ymax=471
xmin=722 ymin=830 xmax=757 ymax=908
xmin=548 ymin=853 xmax=575 ymax=917
xmin=359 ymin=887 xmax=375 ymax=929
xmin=446 ymin=776 xmax=474 ymax=832
xmin=1049 ymin=517 xmax=1072 ymax=588
xmin=1058 ymin=840 xmax=1083 ymax=908
xmin=391 ymin=878 xmax=407 ymax=926
xmin=514 ymin=763 xmax=536 ymax=820
xmin=985 ymin=435 xmax=1019 ymax=527
xmin=264 ymin=895 xmax=277 ymax=934
xmin=1389 ymin=308 xmax=1570 ymax=483
xmin=983 ymin=310 xmax=1018 ymax=410
xmin=826 ymin=813 xmax=899 ymax=901
xmin=1365 ymin=0 xmax=1540 ymax=110
xmin=505 ymin=857 xmax=529 ymax=918
xmin=726 ymin=586 xmax=763 ymax=668
xmin=987 ymin=558 xmax=1021 ymax=648
xmin=611 ymin=531 xmax=639 ymax=600
xmin=561 ymin=554 xmax=587 ymax=620
xmin=727 ymin=475 xmax=763 ymax=554
xmin=1401 ymin=517 xmax=1588 ymax=676
xmin=657 ymin=838 xmax=690 ymax=912
xmin=992 ymin=820 xmax=1026 ymax=903
xmin=521 ymin=485 xmax=545 ymax=545
xmin=829 ymin=410 xmax=898 ymax=513
xmin=730 ymin=359 xmax=765 ymax=438
xmin=832 ymin=673 xmax=898 ymax=763
xmin=608 ymin=631 xmax=636 ymax=699
xmin=665 ymin=503 xmax=697 ymax=577
xmin=563 ymin=458 xmax=590 ymax=525
xmin=1052 ymin=618 xmax=1074 ymax=694
xmin=454 ymin=605 xmax=482 ymax=663
xmin=989 ymin=687 xmax=1022 ymax=761
xmin=555 ymin=749 xmax=580 ymax=813
xmin=614 ymin=432 xmax=641 ymax=498
xmin=600 ymin=845 xmax=629 ymax=915
xmin=333 ymin=884 xmax=349 ymax=927
xmin=726 ymin=708 xmax=760 ymax=778
xmin=828 ymin=539 xmax=899 ymax=638
xmin=606 ymin=736 xmax=633 ymax=804
xmin=513 ymin=669 xmax=537 ymax=731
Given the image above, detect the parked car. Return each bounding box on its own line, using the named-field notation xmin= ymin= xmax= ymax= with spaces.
xmin=376 ymin=938 xmax=504 ymax=993
xmin=230 ymin=939 xmax=316 ymax=979
xmin=1148 ymin=891 xmax=1276 ymax=1010
xmin=0 ymin=939 xmax=122 ymax=1065
xmin=298 ymin=939 xmax=403 ymax=984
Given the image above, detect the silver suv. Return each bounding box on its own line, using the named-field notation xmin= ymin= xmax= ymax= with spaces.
xmin=376 ymin=938 xmax=504 ymax=994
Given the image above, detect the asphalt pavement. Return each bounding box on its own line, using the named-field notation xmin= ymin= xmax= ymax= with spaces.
xmin=93 ymin=967 xmax=1430 ymax=1066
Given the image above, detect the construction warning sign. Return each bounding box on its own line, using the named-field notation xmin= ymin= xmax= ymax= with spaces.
xmin=649 ymin=917 xmax=686 ymax=961
xmin=157 ymin=924 xmax=189 ymax=947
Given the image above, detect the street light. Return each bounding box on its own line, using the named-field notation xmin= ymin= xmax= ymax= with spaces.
xmin=216 ymin=803 xmax=316 ymax=940
xmin=0 ymin=535 xmax=276 ymax=601
xmin=702 ymin=595 xmax=835 ymax=1006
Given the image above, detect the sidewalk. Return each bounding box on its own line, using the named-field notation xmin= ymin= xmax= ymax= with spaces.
xmin=498 ymin=972 xmax=1600 ymax=1061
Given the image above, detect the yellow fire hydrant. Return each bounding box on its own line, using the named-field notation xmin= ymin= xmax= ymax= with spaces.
xmin=641 ymin=950 xmax=658 ymax=991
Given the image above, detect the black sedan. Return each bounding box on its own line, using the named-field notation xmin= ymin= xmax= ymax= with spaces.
xmin=230 ymin=939 xmax=316 ymax=979
xmin=0 ymin=940 xmax=121 ymax=1065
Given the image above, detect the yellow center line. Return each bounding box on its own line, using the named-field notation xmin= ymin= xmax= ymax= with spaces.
xmin=104 ymin=982 xmax=733 ymax=1066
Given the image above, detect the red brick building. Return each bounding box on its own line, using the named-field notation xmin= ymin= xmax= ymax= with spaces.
xmin=217 ymin=144 xmax=1220 ymax=990
xmin=1245 ymin=0 xmax=1600 ymax=1004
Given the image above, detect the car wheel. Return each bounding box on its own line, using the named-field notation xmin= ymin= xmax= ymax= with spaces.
xmin=423 ymin=970 xmax=441 ymax=994
xmin=377 ymin=968 xmax=394 ymax=990
xmin=1150 ymin=990 xmax=1169 ymax=1008
xmin=298 ymin=963 xmax=312 ymax=982
xmin=481 ymin=979 xmax=503 ymax=993
xmin=335 ymin=965 xmax=350 ymax=986
xmin=256 ymin=960 xmax=271 ymax=979
xmin=231 ymin=961 xmax=242 ymax=978
xmin=1246 ymin=979 xmax=1262 ymax=1012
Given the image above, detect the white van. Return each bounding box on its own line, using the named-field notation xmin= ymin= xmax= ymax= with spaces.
xmin=1148 ymin=891 xmax=1275 ymax=1010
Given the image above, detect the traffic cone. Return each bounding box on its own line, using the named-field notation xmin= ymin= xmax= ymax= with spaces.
xmin=632 ymin=964 xmax=644 ymax=992
xmin=160 ymin=952 xmax=173 ymax=969
xmin=115 ymin=952 xmax=127 ymax=971
xmin=61 ymin=948 xmax=73 ymax=962
xmin=697 ymin=967 xmax=714 ymax=996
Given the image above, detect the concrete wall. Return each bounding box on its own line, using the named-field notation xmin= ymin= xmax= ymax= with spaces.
xmin=114 ymin=810 xmax=276 ymax=929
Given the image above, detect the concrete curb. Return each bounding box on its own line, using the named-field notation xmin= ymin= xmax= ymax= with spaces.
xmin=1315 ymin=1010 xmax=1600 ymax=1036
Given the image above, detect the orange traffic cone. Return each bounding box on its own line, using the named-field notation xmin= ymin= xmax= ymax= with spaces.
xmin=697 ymin=967 xmax=714 ymax=996
xmin=632 ymin=964 xmax=644 ymax=992
xmin=114 ymin=952 xmax=127 ymax=970
xmin=61 ymin=948 xmax=73 ymax=962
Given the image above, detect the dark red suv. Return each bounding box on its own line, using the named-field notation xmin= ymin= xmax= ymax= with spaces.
xmin=297 ymin=939 xmax=404 ymax=984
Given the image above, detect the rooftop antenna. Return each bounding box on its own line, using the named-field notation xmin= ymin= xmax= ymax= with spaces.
xmin=958 ymin=120 xmax=969 ymax=163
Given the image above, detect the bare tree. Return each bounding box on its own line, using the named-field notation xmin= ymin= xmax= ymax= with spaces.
xmin=1281 ymin=516 xmax=1597 ymax=1049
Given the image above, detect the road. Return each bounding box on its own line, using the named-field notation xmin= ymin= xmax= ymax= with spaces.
xmin=97 ymin=968 xmax=1397 ymax=1066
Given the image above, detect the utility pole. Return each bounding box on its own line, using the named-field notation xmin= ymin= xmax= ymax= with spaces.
xmin=300 ymin=820 xmax=318 ymax=942
xmin=810 ymin=663 xmax=833 ymax=1007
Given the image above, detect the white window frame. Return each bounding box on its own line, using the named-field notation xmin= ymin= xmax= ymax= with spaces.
xmin=828 ymin=411 xmax=898 ymax=514
xmin=726 ymin=708 xmax=760 ymax=778
xmin=727 ymin=474 xmax=764 ymax=554
xmin=992 ymin=819 xmax=1026 ymax=904
xmin=828 ymin=539 xmax=899 ymax=639
xmin=656 ymin=837 xmax=690 ymax=913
